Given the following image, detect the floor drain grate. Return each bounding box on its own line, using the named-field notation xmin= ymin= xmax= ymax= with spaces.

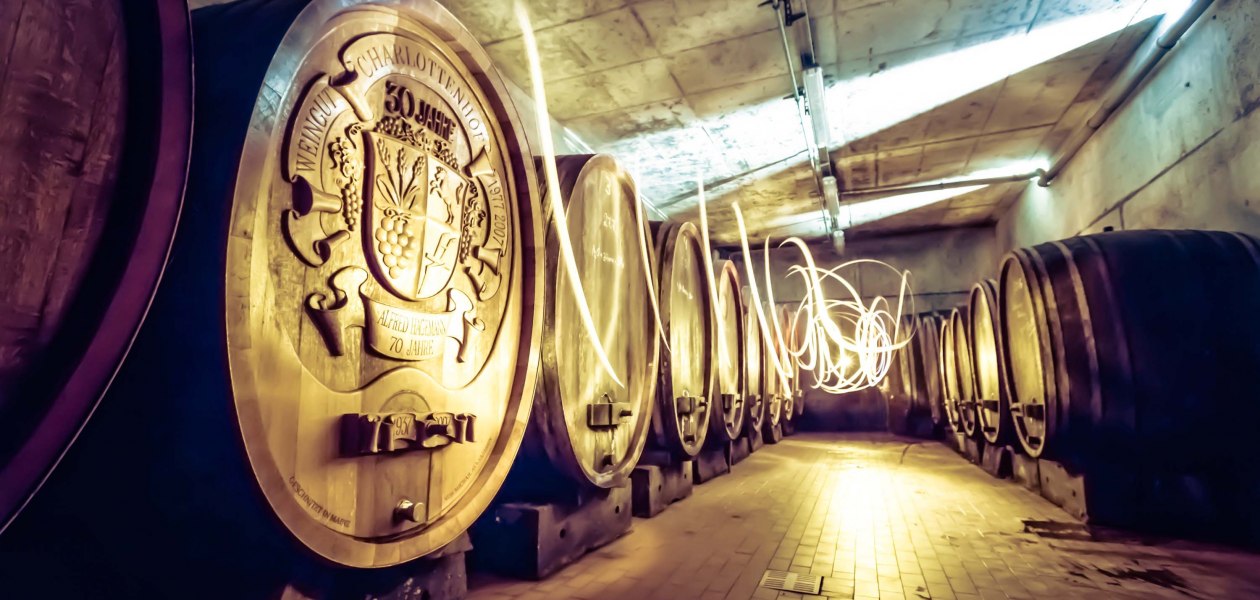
xmin=759 ymin=570 xmax=823 ymax=595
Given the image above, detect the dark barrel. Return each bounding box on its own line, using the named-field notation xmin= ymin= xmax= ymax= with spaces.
xmin=969 ymin=279 xmax=1012 ymax=446
xmin=516 ymin=154 xmax=659 ymax=491
xmin=743 ymin=294 xmax=767 ymax=439
xmin=710 ymin=260 xmax=746 ymax=443
xmin=917 ymin=313 xmax=945 ymax=429
xmin=778 ymin=305 xmax=802 ymax=425
xmin=0 ymin=0 xmax=191 ymax=532
xmin=950 ymin=306 xmax=979 ymax=437
xmin=884 ymin=315 xmax=918 ymax=433
xmin=997 ymin=230 xmax=1260 ymax=541
xmin=999 ymin=230 xmax=1260 ymax=463
xmin=760 ymin=303 xmax=784 ymax=442
xmin=1 ymin=0 xmax=545 ymax=593
xmin=651 ymin=221 xmax=715 ymax=459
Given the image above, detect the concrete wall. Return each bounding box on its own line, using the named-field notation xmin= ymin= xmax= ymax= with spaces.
xmin=996 ymin=0 xmax=1260 ymax=252
xmin=731 ymin=225 xmax=997 ymax=430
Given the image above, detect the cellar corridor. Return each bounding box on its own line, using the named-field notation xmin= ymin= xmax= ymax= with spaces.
xmin=467 ymin=434 xmax=1260 ymax=600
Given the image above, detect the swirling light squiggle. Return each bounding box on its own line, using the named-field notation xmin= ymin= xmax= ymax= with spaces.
xmin=733 ymin=202 xmax=914 ymax=395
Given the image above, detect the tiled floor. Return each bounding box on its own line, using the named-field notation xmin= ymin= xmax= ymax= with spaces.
xmin=467 ymin=433 xmax=1260 ymax=600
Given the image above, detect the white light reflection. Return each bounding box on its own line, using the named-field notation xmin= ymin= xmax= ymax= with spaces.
xmin=844 ymin=185 xmax=986 ymax=227
xmin=827 ymin=4 xmax=1166 ymax=144
xmin=516 ymin=2 xmax=623 ymax=387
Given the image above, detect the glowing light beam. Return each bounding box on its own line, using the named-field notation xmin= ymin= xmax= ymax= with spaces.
xmin=516 ymin=1 xmax=622 ymax=387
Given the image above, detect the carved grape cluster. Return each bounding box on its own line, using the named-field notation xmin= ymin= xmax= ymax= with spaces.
xmin=375 ymin=214 xmax=419 ymax=279
xmin=329 ymin=136 xmax=363 ymax=230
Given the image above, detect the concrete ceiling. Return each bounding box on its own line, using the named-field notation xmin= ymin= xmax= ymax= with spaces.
xmin=442 ymin=0 xmax=1166 ymax=245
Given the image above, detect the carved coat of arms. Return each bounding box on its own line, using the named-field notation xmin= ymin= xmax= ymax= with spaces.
xmin=277 ymin=33 xmax=513 ymax=385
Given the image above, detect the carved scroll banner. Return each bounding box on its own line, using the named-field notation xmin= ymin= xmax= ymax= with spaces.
xmin=306 ymin=266 xmax=484 ymax=362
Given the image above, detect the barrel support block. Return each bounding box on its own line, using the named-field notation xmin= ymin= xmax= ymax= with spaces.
xmin=1011 ymin=450 xmax=1039 ymax=491
xmin=763 ymin=422 xmax=784 ymax=444
xmin=979 ymin=444 xmax=1012 ymax=478
xmin=727 ymin=438 xmax=752 ymax=465
xmin=1038 ymin=458 xmax=1138 ymax=525
xmin=631 ymin=461 xmax=693 ymax=518
xmin=747 ymin=430 xmax=766 ymax=453
xmin=963 ymin=436 xmax=984 ymax=465
xmin=469 ymin=486 xmax=632 ymax=580
xmin=692 ymin=444 xmax=731 ymax=484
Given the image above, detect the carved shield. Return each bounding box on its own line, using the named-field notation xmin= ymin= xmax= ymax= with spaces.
xmin=363 ymin=130 xmax=466 ymax=301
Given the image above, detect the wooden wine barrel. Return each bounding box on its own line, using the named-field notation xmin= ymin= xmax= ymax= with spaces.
xmin=0 ymin=0 xmax=543 ymax=588
xmin=0 ymin=0 xmax=191 ymax=533
xmin=518 ymin=154 xmax=659 ymax=490
xmin=916 ymin=313 xmax=946 ymax=428
xmin=760 ymin=304 xmax=784 ymax=441
xmin=778 ymin=305 xmax=802 ymax=424
xmin=743 ymin=295 xmax=767 ymax=438
xmin=709 ymin=260 xmax=746 ymax=443
xmin=938 ymin=317 xmax=962 ymax=430
xmin=950 ymin=307 xmax=979 ymax=437
xmin=884 ymin=315 xmax=917 ymax=432
xmin=969 ymin=279 xmax=1012 ymax=446
xmin=998 ymin=230 xmax=1260 ymax=464
xmin=651 ymin=221 xmax=715 ymax=459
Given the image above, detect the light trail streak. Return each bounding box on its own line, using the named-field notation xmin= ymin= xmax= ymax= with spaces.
xmin=633 ymin=171 xmax=670 ymax=354
xmin=732 ymin=203 xmax=793 ymax=394
xmin=516 ymin=2 xmax=622 ymax=387
xmin=696 ymin=178 xmax=729 ymax=374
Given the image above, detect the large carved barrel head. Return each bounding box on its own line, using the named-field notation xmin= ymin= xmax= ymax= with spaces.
xmin=652 ymin=221 xmax=715 ymax=459
xmin=0 ymin=0 xmax=190 ymax=532
xmin=532 ymin=154 xmax=658 ymax=488
xmin=710 ymin=260 xmax=746 ymax=443
xmin=743 ymin=293 xmax=767 ymax=436
xmin=224 ymin=0 xmax=541 ymax=567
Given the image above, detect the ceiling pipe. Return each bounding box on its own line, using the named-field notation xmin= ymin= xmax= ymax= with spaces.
xmin=1039 ymin=0 xmax=1214 ymax=186
xmin=841 ymin=170 xmax=1044 ymax=199
xmin=770 ymin=0 xmax=819 ymax=175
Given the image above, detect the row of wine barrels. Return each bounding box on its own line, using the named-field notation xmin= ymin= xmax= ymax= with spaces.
xmin=969 ymin=279 xmax=1013 ymax=446
xmin=651 ymin=221 xmax=715 ymax=459
xmin=998 ymin=230 xmax=1260 ymax=465
xmin=2 ymin=1 xmax=544 ymax=593
xmin=710 ymin=261 xmax=747 ymax=444
xmin=519 ymin=154 xmax=659 ymax=492
xmin=0 ymin=0 xmax=191 ymax=533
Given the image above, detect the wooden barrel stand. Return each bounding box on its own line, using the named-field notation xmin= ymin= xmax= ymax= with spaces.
xmin=632 ymin=221 xmax=713 ymax=515
xmin=470 ymin=155 xmax=656 ymax=579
